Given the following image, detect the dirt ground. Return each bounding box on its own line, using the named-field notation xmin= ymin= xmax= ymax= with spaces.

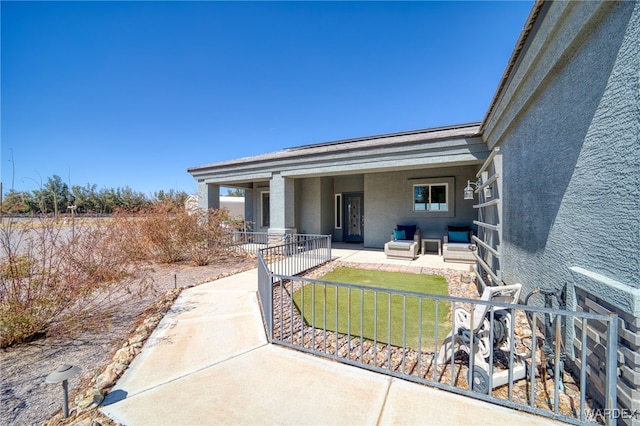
xmin=0 ymin=255 xmax=256 ymax=426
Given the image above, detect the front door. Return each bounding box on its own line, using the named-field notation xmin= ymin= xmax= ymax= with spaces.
xmin=344 ymin=192 xmax=364 ymax=242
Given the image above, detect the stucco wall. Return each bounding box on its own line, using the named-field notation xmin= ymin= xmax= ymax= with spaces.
xmin=488 ymin=0 xmax=639 ymax=304
xmin=297 ymin=178 xmax=319 ymax=234
xmin=320 ymin=177 xmax=334 ymax=236
xmin=484 ymin=2 xmax=639 ymax=418
xmin=297 ymin=177 xmax=334 ymax=235
xmin=364 ymin=166 xmax=478 ymax=248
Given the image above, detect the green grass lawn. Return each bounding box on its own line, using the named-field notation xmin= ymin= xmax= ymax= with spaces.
xmin=292 ymin=267 xmax=450 ymax=350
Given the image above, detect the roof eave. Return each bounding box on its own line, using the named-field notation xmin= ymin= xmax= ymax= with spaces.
xmin=479 ymin=0 xmax=550 ymax=134
xmin=187 ymin=122 xmax=482 ymax=174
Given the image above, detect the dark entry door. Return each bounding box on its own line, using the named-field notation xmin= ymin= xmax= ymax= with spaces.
xmin=344 ymin=192 xmax=364 ymax=242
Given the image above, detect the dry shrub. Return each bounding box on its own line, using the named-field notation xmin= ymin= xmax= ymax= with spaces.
xmin=0 ymin=218 xmax=148 ymax=348
xmin=109 ymin=212 xmax=148 ymax=262
xmin=182 ymin=208 xmax=234 ymax=266
xmin=113 ymin=204 xmax=234 ymax=265
xmin=0 ymin=206 xmax=238 ymax=346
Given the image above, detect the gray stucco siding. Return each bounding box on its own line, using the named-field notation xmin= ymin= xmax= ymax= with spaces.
xmin=489 ymin=0 xmax=639 ymax=305
xmin=364 ymin=165 xmax=479 ymax=248
xmin=296 ymin=177 xmax=334 ymax=236
xmin=483 ymin=1 xmax=618 ymax=149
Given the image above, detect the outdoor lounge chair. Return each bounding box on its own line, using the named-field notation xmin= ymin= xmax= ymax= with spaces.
xmin=442 ymin=225 xmax=477 ymax=263
xmin=384 ymin=225 xmax=420 ymax=259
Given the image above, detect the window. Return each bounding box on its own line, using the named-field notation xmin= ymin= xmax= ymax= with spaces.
xmin=261 ymin=191 xmax=270 ymax=227
xmin=334 ymin=194 xmax=342 ymax=229
xmin=409 ymin=177 xmax=455 ymax=217
xmin=413 ymin=183 xmax=448 ymax=212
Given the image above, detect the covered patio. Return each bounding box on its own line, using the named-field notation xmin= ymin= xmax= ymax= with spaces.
xmin=188 ymin=123 xmax=489 ymax=250
xmin=330 ymin=242 xmax=473 ymax=272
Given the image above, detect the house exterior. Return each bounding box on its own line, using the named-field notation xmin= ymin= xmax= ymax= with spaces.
xmin=189 ymin=0 xmax=639 ymax=421
xmin=185 ymin=194 xmax=245 ymax=219
xmin=188 ymin=124 xmax=487 ymax=246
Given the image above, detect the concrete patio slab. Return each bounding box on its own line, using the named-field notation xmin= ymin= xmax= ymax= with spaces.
xmin=103 ymin=345 xmax=390 ymax=425
xmin=332 ymin=243 xmax=472 ymax=271
xmin=102 ymin=286 xmax=266 ymax=397
xmin=380 ymin=376 xmax=557 ymax=425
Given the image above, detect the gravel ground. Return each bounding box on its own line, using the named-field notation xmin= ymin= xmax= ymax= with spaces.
xmin=0 ymin=255 xmax=256 ymax=426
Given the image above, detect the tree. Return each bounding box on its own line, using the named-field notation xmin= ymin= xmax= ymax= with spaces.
xmin=225 ymin=188 xmax=245 ymax=197
xmin=152 ymin=189 xmax=189 ymax=211
xmin=17 ymin=173 xmax=195 ymax=214
xmin=71 ymin=183 xmax=97 ymax=213
xmin=1 ymin=190 xmax=32 ymax=214
xmin=32 ymin=175 xmax=69 ymax=215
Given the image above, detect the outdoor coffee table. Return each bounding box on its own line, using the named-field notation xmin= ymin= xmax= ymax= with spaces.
xmin=421 ymin=238 xmax=442 ymax=256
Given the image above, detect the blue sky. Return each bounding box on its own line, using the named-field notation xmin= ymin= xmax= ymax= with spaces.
xmin=2 ymin=1 xmax=533 ymax=196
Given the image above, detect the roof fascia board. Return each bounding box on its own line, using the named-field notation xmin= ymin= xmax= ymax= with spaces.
xmin=197 ymin=144 xmax=488 ymax=185
xmin=189 ymin=134 xmax=483 ymax=177
xmin=480 ymin=0 xmax=549 ymax=135
xmin=187 ymin=124 xmax=481 ymax=173
xmin=280 ymin=154 xmax=488 ymax=179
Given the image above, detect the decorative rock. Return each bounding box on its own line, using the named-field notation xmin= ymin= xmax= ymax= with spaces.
xmin=112 ymin=347 xmax=134 ymax=365
xmin=110 ymin=362 xmax=127 ymax=375
xmin=77 ymin=389 xmax=105 ymax=410
xmin=127 ymin=332 xmax=146 ymax=346
xmin=94 ymin=367 xmax=119 ymax=389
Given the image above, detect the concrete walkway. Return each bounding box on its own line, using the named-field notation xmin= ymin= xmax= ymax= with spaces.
xmin=100 ymin=248 xmax=562 ymax=425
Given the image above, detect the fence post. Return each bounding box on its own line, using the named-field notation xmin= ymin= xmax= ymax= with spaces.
xmin=605 ymin=312 xmax=618 ymax=426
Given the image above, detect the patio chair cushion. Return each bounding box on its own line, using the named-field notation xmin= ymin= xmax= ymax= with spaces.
xmin=393 ymin=229 xmax=406 ymax=240
xmin=386 ymin=240 xmax=415 ymax=250
xmin=397 ymin=225 xmax=417 ymax=240
xmin=447 ymin=230 xmax=470 ymax=243
xmin=446 ymin=243 xmax=475 ymax=251
xmin=443 ymin=225 xmax=476 ymax=263
xmin=447 ymin=225 xmax=471 ymax=243
xmin=385 ymin=226 xmax=420 ymax=259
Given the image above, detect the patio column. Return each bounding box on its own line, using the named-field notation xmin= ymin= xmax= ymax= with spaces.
xmin=243 ymin=189 xmax=254 ymax=231
xmin=268 ymin=172 xmax=296 ymax=243
xmin=197 ymin=182 xmax=220 ymax=211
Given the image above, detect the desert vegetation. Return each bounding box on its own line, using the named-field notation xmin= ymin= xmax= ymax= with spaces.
xmin=2 ymin=174 xmax=191 ymax=215
xmin=0 ymin=204 xmax=241 ymax=348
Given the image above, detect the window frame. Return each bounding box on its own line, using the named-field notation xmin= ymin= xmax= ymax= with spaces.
xmin=260 ymin=191 xmax=270 ymax=227
xmin=334 ymin=194 xmax=342 ymax=229
xmin=408 ymin=177 xmax=455 ymax=218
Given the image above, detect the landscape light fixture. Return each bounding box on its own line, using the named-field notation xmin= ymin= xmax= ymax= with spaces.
xmin=45 ymin=364 xmax=81 ymax=418
xmin=464 ymin=179 xmax=492 ymax=200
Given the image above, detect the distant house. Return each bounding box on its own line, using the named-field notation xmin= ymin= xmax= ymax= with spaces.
xmin=189 ymin=1 xmax=639 ymax=419
xmin=184 ymin=194 xmax=245 ymax=220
